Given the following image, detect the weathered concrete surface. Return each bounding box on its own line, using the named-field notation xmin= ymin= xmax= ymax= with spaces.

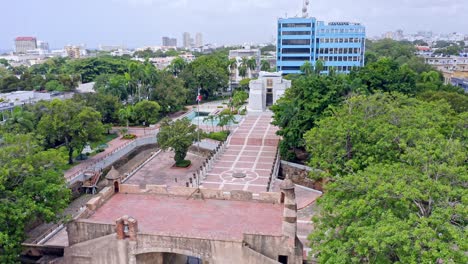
xmin=87 ymin=193 xmax=283 ymax=241
xmin=67 ymin=221 xmax=115 ymax=246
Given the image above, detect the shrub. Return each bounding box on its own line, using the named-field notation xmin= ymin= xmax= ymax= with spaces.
xmin=122 ymin=134 xmax=137 ymax=140
xmin=206 ymin=131 xmax=230 ymax=141
xmin=175 ymin=159 xmax=191 ymax=168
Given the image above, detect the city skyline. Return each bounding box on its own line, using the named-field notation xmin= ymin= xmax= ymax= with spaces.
xmin=0 ymin=0 xmax=467 ymax=50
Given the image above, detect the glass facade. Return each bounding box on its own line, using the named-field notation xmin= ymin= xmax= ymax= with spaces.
xmin=277 ymin=18 xmax=366 ymax=74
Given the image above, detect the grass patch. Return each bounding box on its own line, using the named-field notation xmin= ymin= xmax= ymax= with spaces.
xmin=90 ymin=133 xmax=118 ymax=149
xmin=205 ymin=131 xmax=230 ymax=141
xmin=175 ymin=160 xmax=191 ymax=168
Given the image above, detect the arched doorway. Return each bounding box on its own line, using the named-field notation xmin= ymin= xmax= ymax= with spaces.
xmin=114 ymin=181 xmax=119 ymax=193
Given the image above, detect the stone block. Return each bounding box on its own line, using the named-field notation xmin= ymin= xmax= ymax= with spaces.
xmin=146 ymin=185 xmax=168 ymax=194
xmin=86 ymin=196 xmax=101 ymax=211
xmin=120 ymin=184 xmax=141 ymax=194
xmin=230 ymin=190 xmax=253 ymax=201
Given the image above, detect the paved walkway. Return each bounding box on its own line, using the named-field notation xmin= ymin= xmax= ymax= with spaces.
xmin=200 ymin=113 xmax=280 ymax=193
xmin=125 ymin=152 xmax=206 ymax=187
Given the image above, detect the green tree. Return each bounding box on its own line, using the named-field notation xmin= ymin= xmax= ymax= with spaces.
xmin=238 ymin=65 xmax=248 ymax=79
xmin=95 ymin=75 xmax=128 ymax=101
xmin=118 ymin=105 xmax=134 ymax=131
xmin=0 ymin=134 xmax=70 ymax=262
xmin=134 ymin=100 xmax=161 ymax=125
xmin=73 ymin=93 xmax=123 ymax=124
xmin=232 ymin=90 xmax=248 ymax=108
xmin=179 ymin=54 xmax=229 ymax=99
xmin=355 ymin=58 xmax=417 ymax=94
xmin=168 ymin=57 xmax=187 ymax=77
xmin=218 ymin=113 xmax=238 ymax=131
xmin=260 ymin=60 xmax=271 ymax=71
xmin=157 ymin=118 xmax=199 ymax=166
xmin=300 ymin=61 xmax=313 ymax=75
xmin=305 ymin=93 xmax=467 ymax=263
xmin=238 ymin=78 xmax=251 ymax=90
xmin=45 ymin=80 xmax=66 ymax=92
xmin=3 ymin=107 xmax=35 ymax=134
xmin=304 ymin=93 xmax=460 ymax=179
xmin=37 ymin=100 xmax=105 ymax=164
xmin=151 ymin=72 xmax=188 ymax=113
xmin=271 ymin=74 xmax=351 ymax=161
xmin=418 ymin=90 xmax=468 ymax=113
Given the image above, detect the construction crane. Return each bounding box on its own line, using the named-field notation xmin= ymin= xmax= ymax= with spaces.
xmin=302 ymin=0 xmax=310 ymax=18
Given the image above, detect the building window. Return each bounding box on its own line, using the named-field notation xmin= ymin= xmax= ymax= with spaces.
xmin=281 ymin=66 xmax=301 ymax=71
xmin=282 ymin=31 xmax=311 ymax=36
xmin=282 ymin=23 xmax=312 ymax=28
xmin=282 ymin=57 xmax=310 ymax=61
xmin=282 ymin=39 xmax=311 ymax=45
xmin=282 ymin=48 xmax=311 ymax=54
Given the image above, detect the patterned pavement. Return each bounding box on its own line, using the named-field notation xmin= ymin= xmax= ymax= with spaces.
xmin=200 ymin=113 xmax=281 ymax=193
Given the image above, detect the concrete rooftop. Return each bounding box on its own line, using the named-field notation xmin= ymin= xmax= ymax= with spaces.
xmin=88 ymin=193 xmax=284 ymax=241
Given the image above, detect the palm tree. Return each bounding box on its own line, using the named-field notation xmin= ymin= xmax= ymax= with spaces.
xmin=260 ymin=60 xmax=270 ymax=71
xmin=203 ymin=115 xmax=217 ymax=132
xmin=4 ymin=107 xmax=35 ymax=134
xmin=314 ymin=60 xmax=325 ymax=74
xmin=238 ymin=65 xmax=248 ymax=79
xmin=169 ymin=57 xmax=187 ymax=77
xmin=218 ymin=113 xmax=237 ymax=131
xmin=300 ymin=61 xmax=313 ymax=76
xmin=247 ymin=58 xmax=257 ymax=73
xmin=118 ymin=106 xmax=134 ymax=132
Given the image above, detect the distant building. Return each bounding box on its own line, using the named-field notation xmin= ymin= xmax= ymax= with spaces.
xmin=15 ymin=37 xmax=37 ymax=54
xmin=37 ymin=41 xmax=50 ymax=52
xmin=195 ymin=33 xmax=203 ymax=47
xmin=162 ymin=37 xmax=177 ymax=47
xmin=65 ymin=45 xmax=82 ymax=59
xmin=451 ymin=77 xmax=468 ymax=92
xmin=276 ymin=18 xmax=366 ymax=74
xmin=99 ymin=45 xmax=127 ymax=52
xmin=228 ymin=48 xmax=261 ymax=84
xmin=183 ymin=32 xmax=191 ymax=48
xmin=248 ymin=71 xmax=292 ymax=112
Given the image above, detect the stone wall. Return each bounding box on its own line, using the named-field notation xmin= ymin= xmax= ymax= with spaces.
xmin=243 ymin=234 xmax=303 ymax=264
xmin=280 ymin=161 xmax=324 ymax=191
xmin=118 ymin=184 xmax=281 ymax=204
xmin=67 ymin=220 xmax=115 ymax=246
xmin=63 ymin=234 xmax=128 ymax=264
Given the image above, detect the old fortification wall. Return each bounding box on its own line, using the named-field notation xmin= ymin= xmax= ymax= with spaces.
xmin=116 ymin=184 xmax=282 ymax=204
xmin=63 ymin=234 xmax=128 ymax=264
xmin=280 ymin=161 xmax=324 ymax=191
xmin=67 ymin=220 xmax=115 ymax=246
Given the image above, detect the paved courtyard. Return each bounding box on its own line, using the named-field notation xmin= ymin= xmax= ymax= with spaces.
xmin=89 ymin=193 xmax=283 ymax=241
xmin=201 ymin=113 xmax=281 ymax=193
xmin=125 ymin=152 xmax=206 ymax=187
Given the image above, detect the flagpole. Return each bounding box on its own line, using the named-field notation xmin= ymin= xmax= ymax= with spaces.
xmin=197 ymin=88 xmax=200 ymax=153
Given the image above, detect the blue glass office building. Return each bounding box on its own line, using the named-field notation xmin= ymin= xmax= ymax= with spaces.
xmin=277 ymin=18 xmax=366 ymax=74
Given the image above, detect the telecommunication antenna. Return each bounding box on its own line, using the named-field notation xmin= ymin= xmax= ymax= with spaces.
xmin=302 ymin=0 xmax=310 ymax=18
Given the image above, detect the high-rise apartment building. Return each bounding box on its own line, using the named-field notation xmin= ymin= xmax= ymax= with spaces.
xmin=65 ymin=45 xmax=81 ymax=59
xmin=15 ymin=36 xmax=37 ymax=54
xmin=276 ymin=18 xmax=366 ymax=74
xmin=162 ymin=37 xmax=177 ymax=47
xmin=183 ymin=32 xmax=191 ymax=48
xmin=195 ymin=33 xmax=203 ymax=47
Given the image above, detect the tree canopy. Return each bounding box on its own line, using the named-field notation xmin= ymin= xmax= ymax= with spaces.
xmin=306 ymin=93 xmax=467 ymax=263
xmin=37 ymin=99 xmax=105 ymax=164
xmin=157 ymin=118 xmax=199 ymax=166
xmin=0 ymin=134 xmax=70 ymax=262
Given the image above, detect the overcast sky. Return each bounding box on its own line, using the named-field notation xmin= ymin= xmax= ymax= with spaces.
xmin=1 ymin=0 xmax=467 ymax=49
